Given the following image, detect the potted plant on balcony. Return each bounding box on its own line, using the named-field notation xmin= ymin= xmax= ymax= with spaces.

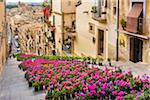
xmin=91 ymin=6 xmax=97 ymax=13
xmin=42 ymin=1 xmax=49 ymax=7
xmin=120 ymin=18 xmax=126 ymax=30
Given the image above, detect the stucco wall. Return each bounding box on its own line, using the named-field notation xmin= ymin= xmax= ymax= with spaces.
xmin=62 ymin=0 xmax=76 ymax=13
xmin=75 ymin=0 xmax=117 ymax=59
xmin=74 ymin=0 xmax=96 ymax=57
xmin=52 ymin=0 xmax=62 ymax=13
xmin=0 ymin=2 xmax=7 ymax=75
xmin=64 ymin=14 xmax=75 ymax=27
xmin=0 ymin=38 xmax=7 ymax=75
xmin=52 ymin=14 xmax=63 ymax=54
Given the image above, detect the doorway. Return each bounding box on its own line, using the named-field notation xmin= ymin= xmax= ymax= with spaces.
xmin=130 ymin=37 xmax=143 ymax=63
xmin=98 ymin=29 xmax=104 ymax=55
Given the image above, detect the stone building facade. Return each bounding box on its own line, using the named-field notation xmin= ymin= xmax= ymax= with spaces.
xmin=48 ymin=0 xmax=76 ymax=55
xmin=119 ymin=0 xmax=150 ymax=63
xmin=8 ymin=3 xmax=53 ymax=56
xmin=0 ymin=1 xmax=8 ymax=74
xmin=74 ymin=0 xmax=116 ymax=60
xmin=74 ymin=0 xmax=150 ymax=63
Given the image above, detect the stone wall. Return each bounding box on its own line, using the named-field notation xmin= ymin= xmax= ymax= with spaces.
xmin=0 ymin=38 xmax=8 ymax=75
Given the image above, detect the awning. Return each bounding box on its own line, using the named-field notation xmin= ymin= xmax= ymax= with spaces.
xmin=126 ymin=3 xmax=143 ymax=33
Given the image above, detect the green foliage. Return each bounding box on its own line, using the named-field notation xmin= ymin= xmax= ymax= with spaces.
xmin=32 ymin=82 xmax=40 ymax=87
xmin=138 ymin=89 xmax=150 ymax=100
xmin=120 ymin=18 xmax=126 ymax=30
xmin=42 ymin=2 xmax=49 ymax=7
xmin=91 ymin=6 xmax=97 ymax=13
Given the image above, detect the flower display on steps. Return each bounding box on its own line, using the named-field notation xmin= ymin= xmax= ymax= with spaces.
xmin=17 ymin=54 xmax=150 ymax=100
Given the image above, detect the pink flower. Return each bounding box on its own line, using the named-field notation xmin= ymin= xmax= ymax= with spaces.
xmin=118 ymin=91 xmax=126 ymax=96
xmin=100 ymin=90 xmax=106 ymax=95
xmin=116 ymin=96 xmax=124 ymax=100
xmin=74 ymin=82 xmax=80 ymax=87
xmin=86 ymin=78 xmax=91 ymax=82
xmin=112 ymin=90 xmax=118 ymax=95
xmin=87 ymin=92 xmax=92 ymax=96
xmin=102 ymin=83 xmax=108 ymax=90
xmin=83 ymin=87 xmax=88 ymax=92
xmin=65 ymin=86 xmax=73 ymax=90
xmin=87 ymin=84 xmax=97 ymax=90
xmin=55 ymin=83 xmax=60 ymax=87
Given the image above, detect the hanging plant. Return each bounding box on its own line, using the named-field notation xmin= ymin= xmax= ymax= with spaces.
xmin=42 ymin=1 xmax=49 ymax=7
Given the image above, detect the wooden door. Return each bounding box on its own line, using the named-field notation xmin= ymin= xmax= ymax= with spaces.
xmin=130 ymin=37 xmax=143 ymax=62
xmin=98 ymin=29 xmax=104 ymax=55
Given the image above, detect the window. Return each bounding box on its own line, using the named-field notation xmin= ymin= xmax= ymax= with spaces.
xmin=89 ymin=23 xmax=95 ymax=34
xmin=113 ymin=6 xmax=116 ymax=15
xmin=72 ymin=20 xmax=76 ymax=30
xmin=53 ymin=15 xmax=55 ymax=26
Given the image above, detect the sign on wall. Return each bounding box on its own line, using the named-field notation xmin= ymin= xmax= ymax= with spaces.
xmin=119 ymin=33 xmax=127 ymax=48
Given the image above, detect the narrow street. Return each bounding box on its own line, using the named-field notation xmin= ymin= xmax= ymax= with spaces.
xmin=0 ymin=58 xmax=45 ymax=100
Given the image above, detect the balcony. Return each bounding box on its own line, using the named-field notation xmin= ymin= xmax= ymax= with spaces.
xmin=64 ymin=27 xmax=76 ymax=40
xmin=91 ymin=6 xmax=107 ymax=24
xmin=121 ymin=18 xmax=150 ymax=39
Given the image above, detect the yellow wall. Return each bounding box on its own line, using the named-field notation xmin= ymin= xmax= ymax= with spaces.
xmin=62 ymin=0 xmax=76 ymax=13
xmin=52 ymin=0 xmax=62 ymax=13
xmin=51 ymin=0 xmax=76 ymax=55
xmin=0 ymin=2 xmax=7 ymax=74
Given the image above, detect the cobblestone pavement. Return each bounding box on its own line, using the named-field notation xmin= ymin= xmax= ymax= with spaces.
xmin=112 ymin=61 xmax=150 ymax=77
xmin=0 ymin=58 xmax=45 ymax=100
xmin=90 ymin=61 xmax=150 ymax=77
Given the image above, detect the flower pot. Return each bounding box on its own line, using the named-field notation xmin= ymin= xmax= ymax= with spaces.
xmin=23 ymin=68 xmax=26 ymax=71
xmin=18 ymin=65 xmax=21 ymax=69
xmin=34 ymin=86 xmax=39 ymax=92
xmin=110 ymin=95 xmax=115 ymax=100
xmin=66 ymin=94 xmax=70 ymax=99
xmin=45 ymin=85 xmax=48 ymax=90
xmin=40 ymin=85 xmax=43 ymax=90
xmin=109 ymin=62 xmax=112 ymax=66
xmin=45 ymin=96 xmax=53 ymax=100
xmin=99 ymin=62 xmax=103 ymax=66
xmin=60 ymin=95 xmax=65 ymax=100
xmin=28 ymin=81 xmax=32 ymax=87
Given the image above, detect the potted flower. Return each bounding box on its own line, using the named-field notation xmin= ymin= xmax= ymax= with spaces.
xmin=32 ymin=82 xmax=40 ymax=92
xmin=42 ymin=1 xmax=49 ymax=7
xmin=120 ymin=18 xmax=126 ymax=30
xmin=91 ymin=6 xmax=97 ymax=13
xmin=98 ymin=58 xmax=103 ymax=66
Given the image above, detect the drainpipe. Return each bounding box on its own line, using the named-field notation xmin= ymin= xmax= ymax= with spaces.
xmin=116 ymin=0 xmax=119 ymax=61
xmin=61 ymin=0 xmax=65 ymax=55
